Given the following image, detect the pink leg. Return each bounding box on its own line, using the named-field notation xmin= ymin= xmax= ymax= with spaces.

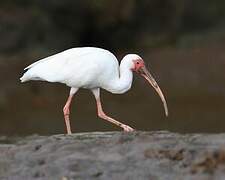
xmin=92 ymin=88 xmax=134 ymax=132
xmin=63 ymin=88 xmax=78 ymax=135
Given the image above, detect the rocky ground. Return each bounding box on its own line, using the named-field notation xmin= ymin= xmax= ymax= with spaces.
xmin=0 ymin=131 xmax=225 ymax=180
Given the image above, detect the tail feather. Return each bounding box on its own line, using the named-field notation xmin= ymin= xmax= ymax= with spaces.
xmin=20 ymin=73 xmax=29 ymax=82
xmin=20 ymin=67 xmax=33 ymax=82
xmin=20 ymin=55 xmax=57 ymax=83
xmin=20 ymin=69 xmax=46 ymax=82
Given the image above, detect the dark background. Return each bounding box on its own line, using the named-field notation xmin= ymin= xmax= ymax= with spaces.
xmin=1 ymin=0 xmax=225 ymax=135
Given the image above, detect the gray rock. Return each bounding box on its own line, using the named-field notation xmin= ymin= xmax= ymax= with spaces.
xmin=0 ymin=131 xmax=225 ymax=180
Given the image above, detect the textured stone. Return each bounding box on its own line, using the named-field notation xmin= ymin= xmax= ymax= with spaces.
xmin=0 ymin=131 xmax=225 ymax=180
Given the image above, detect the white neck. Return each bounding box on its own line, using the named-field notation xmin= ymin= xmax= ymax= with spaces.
xmin=106 ymin=58 xmax=133 ymax=94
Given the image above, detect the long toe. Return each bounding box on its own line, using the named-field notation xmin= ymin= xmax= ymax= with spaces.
xmin=122 ymin=125 xmax=135 ymax=132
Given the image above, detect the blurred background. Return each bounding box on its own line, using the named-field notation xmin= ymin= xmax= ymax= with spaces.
xmin=1 ymin=0 xmax=225 ymax=135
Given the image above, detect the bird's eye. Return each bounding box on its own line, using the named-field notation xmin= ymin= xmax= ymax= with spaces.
xmin=136 ymin=62 xmax=139 ymax=65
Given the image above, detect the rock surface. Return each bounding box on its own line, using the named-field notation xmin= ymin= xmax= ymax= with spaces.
xmin=0 ymin=131 xmax=225 ymax=180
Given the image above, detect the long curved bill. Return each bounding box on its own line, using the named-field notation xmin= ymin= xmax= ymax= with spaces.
xmin=139 ymin=66 xmax=168 ymax=116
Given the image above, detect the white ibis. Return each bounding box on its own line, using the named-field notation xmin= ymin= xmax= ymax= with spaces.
xmin=20 ymin=47 xmax=168 ymax=134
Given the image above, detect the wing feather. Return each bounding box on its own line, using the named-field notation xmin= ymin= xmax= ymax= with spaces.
xmin=20 ymin=47 xmax=114 ymax=84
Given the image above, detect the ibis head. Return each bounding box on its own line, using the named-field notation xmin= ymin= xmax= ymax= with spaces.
xmin=131 ymin=57 xmax=168 ymax=116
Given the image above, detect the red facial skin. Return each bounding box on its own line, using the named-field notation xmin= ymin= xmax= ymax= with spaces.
xmin=131 ymin=59 xmax=145 ymax=73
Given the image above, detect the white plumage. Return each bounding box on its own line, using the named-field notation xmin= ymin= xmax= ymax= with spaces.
xmin=21 ymin=48 xmax=116 ymax=88
xmin=20 ymin=47 xmax=168 ymax=134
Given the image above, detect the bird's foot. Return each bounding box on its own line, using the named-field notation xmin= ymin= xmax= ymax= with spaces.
xmin=121 ymin=124 xmax=135 ymax=132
